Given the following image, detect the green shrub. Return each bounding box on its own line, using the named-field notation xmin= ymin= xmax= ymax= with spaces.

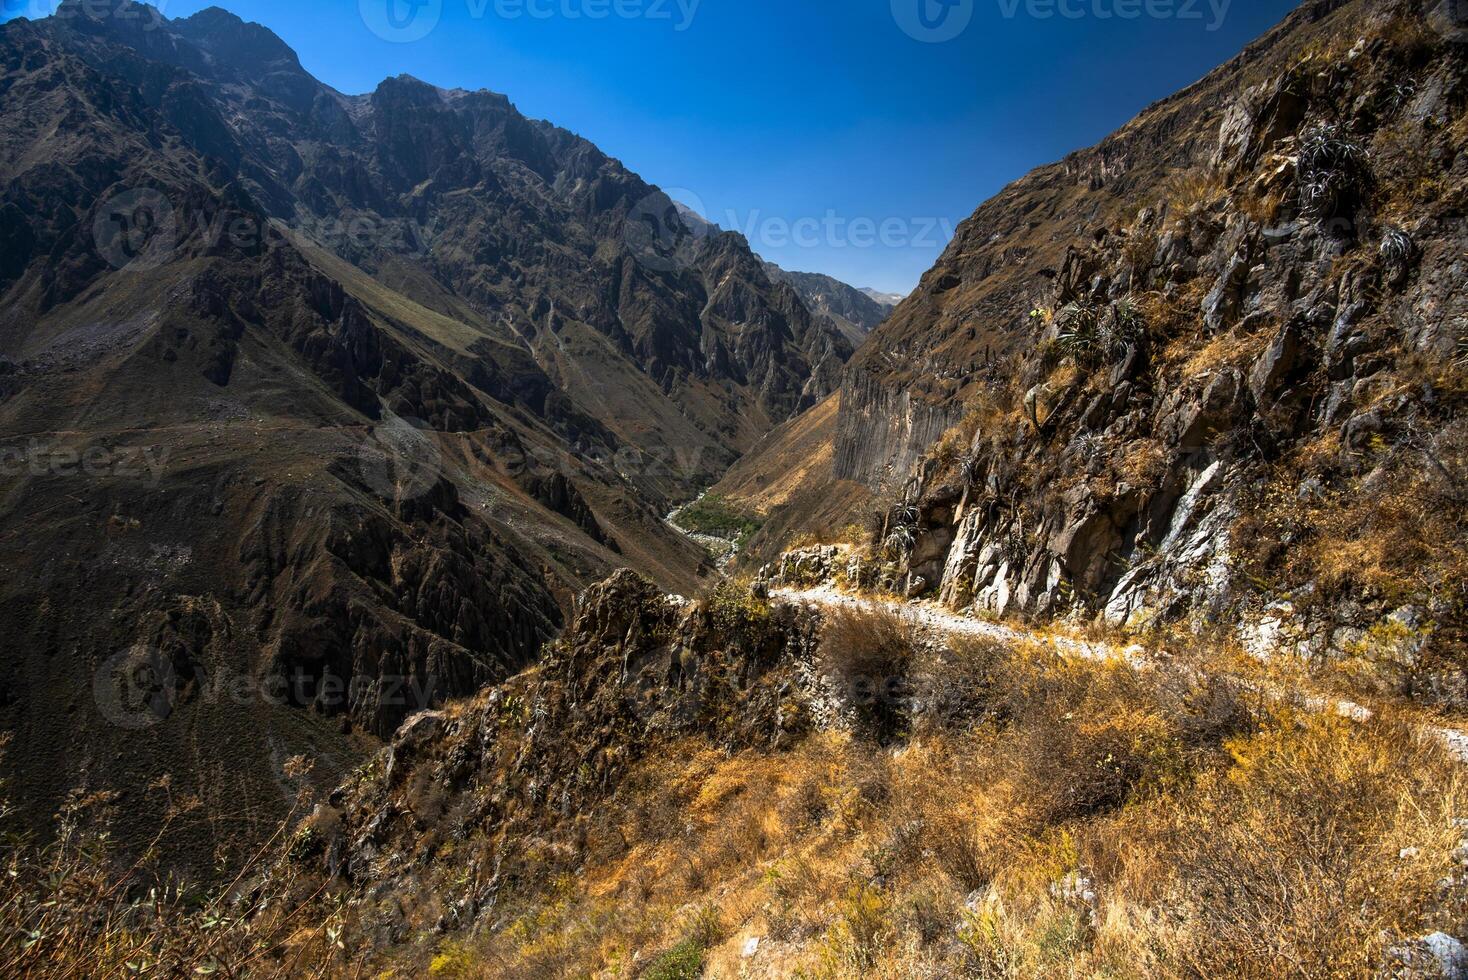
xmin=702 ymin=578 xmax=771 ymax=633
xmin=820 ymin=885 xmax=891 ymax=973
xmin=644 ymin=905 xmax=721 ymax=980
xmin=642 ymin=936 xmax=705 ymax=980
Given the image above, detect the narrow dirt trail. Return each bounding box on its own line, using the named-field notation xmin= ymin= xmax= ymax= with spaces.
xmin=772 ymin=585 xmax=1468 ymax=764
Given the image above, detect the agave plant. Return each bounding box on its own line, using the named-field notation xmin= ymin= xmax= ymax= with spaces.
xmin=1379 ymin=228 xmax=1415 ymax=268
xmin=1055 ymin=300 xmax=1144 ymax=365
xmin=1073 ymin=432 xmax=1106 ymax=463
xmin=1297 ymin=125 xmax=1369 ymax=221
xmin=1054 ymin=302 xmax=1105 ymax=360
xmin=884 ymin=522 xmax=918 ymax=558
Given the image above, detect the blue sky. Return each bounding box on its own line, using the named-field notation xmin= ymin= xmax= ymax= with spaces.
xmin=8 ymin=0 xmax=1301 ymax=292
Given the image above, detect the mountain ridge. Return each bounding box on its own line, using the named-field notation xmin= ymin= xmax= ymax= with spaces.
xmin=0 ymin=0 xmax=852 ymax=871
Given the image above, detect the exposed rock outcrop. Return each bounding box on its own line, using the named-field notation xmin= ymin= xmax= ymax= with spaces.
xmin=316 ymin=571 xmax=820 ymax=931
xmin=819 ymin=0 xmax=1467 ymax=694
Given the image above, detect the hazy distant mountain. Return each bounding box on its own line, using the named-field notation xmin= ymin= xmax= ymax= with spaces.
xmin=859 ymin=287 xmax=906 ymax=307
xmin=762 ymin=262 xmax=893 ymax=346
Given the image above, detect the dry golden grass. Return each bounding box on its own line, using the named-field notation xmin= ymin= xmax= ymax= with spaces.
xmin=1238 ymin=186 xmax=1284 ymax=227
xmin=1167 ymin=326 xmax=1271 ymax=380
xmin=1160 ymin=170 xmax=1226 ymax=226
xmin=20 ymin=638 xmax=1443 ymax=980
xmin=0 ymin=760 xmax=357 ymax=979
xmin=1119 ymin=438 xmax=1169 ymax=489
xmin=397 ymin=626 xmax=1467 ymax=980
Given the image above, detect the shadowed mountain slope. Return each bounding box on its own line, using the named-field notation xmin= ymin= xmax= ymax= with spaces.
xmin=0 ymin=0 xmax=850 ymax=870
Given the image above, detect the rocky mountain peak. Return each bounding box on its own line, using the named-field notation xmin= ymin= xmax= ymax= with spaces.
xmin=173 ymin=6 xmax=304 ymax=73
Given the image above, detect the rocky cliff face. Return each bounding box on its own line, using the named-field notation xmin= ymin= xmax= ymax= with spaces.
xmin=833 ymin=367 xmax=965 ymax=488
xmin=837 ymin=0 xmax=1450 ymax=486
xmin=824 ymin=0 xmax=1466 ymax=694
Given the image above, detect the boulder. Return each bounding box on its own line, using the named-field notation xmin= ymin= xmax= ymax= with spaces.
xmin=1383 ymin=931 xmax=1468 ymax=979
xmin=1250 ymin=319 xmax=1307 ymax=405
xmin=1203 ymin=252 xmax=1251 ymax=332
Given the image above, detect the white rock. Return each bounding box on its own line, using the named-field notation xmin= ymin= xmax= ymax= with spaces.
xmin=741 ymin=936 xmax=761 ymax=958
xmin=1422 ymin=932 xmax=1468 ymax=979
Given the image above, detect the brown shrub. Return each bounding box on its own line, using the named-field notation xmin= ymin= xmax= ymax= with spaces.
xmin=915 ymin=633 xmax=1017 ymax=731
xmin=1159 ymin=713 xmax=1465 ymax=977
xmin=817 ymin=606 xmax=918 ymax=743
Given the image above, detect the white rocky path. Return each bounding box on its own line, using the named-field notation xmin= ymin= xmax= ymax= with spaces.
xmin=771 ymin=585 xmax=1468 ymax=765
